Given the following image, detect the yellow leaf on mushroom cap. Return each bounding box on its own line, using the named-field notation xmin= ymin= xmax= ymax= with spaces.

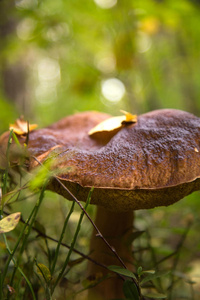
xmin=9 ymin=117 xmax=38 ymax=135
xmin=88 ymin=110 xmax=137 ymax=141
xmin=120 ymin=110 xmax=137 ymax=123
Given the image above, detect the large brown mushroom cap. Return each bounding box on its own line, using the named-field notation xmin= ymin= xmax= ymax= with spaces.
xmin=45 ymin=109 xmax=200 ymax=211
xmin=1 ymin=109 xmax=200 ymax=211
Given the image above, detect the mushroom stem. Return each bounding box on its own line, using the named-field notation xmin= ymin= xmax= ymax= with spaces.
xmin=88 ymin=206 xmax=134 ymax=299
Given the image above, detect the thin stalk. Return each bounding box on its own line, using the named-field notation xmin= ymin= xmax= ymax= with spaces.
xmin=2 ymin=202 xmax=36 ymax=288
xmin=51 ymin=200 xmax=75 ymax=275
xmin=2 ymin=130 xmax=13 ymax=196
xmin=146 ymin=230 xmax=164 ymax=293
xmin=44 ymin=238 xmax=52 ymax=271
xmin=168 ymin=221 xmax=192 ymax=300
xmin=35 ymin=260 xmax=52 ymax=300
xmin=0 ymin=271 xmax=2 ymax=300
xmin=52 ymin=188 xmax=93 ymax=292
xmin=189 ymin=281 xmax=195 ymax=300
xmin=7 ymin=181 xmax=48 ymax=299
xmin=3 ymin=233 xmax=36 ymax=300
xmin=0 ymin=129 xmax=23 ymax=299
xmin=25 ymin=121 xmax=30 ymax=146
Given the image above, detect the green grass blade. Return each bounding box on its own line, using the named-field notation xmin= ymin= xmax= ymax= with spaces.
xmin=2 ymin=129 xmax=13 ymax=196
xmin=51 ymin=200 xmax=75 ymax=275
xmin=2 ymin=233 xmax=36 ymax=300
xmin=52 ymin=188 xmax=93 ymax=293
xmin=7 ymin=181 xmax=48 ymax=299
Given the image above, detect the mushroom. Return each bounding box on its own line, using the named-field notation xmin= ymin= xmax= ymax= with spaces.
xmin=1 ymin=109 xmax=200 ymax=299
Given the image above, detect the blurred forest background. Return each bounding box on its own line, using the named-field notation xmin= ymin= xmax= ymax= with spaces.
xmin=1 ymin=0 xmax=200 ymax=299
xmin=1 ymin=0 xmax=200 ymax=129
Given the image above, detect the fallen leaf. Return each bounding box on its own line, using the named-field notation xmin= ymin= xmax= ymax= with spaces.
xmin=88 ymin=110 xmax=137 ymax=141
xmin=120 ymin=110 xmax=137 ymax=123
xmin=0 ymin=213 xmax=21 ymax=234
xmin=9 ymin=117 xmax=37 ymax=135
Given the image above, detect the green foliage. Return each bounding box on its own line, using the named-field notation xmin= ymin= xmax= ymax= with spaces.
xmin=1 ymin=0 xmax=200 ymax=129
xmin=108 ymin=265 xmax=170 ymax=299
xmin=1 ymin=1 xmax=200 ymax=299
xmin=123 ymin=280 xmax=140 ymax=300
xmin=108 ymin=265 xmax=137 ymax=279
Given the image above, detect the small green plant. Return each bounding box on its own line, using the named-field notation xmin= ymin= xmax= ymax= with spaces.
xmin=107 ymin=265 xmax=168 ymax=299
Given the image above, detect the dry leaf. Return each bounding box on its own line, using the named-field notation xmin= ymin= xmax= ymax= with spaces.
xmin=0 ymin=212 xmax=21 ymax=234
xmin=9 ymin=117 xmax=37 ymax=135
xmin=120 ymin=110 xmax=137 ymax=123
xmin=88 ymin=110 xmax=137 ymax=140
xmin=7 ymin=285 xmax=16 ymax=294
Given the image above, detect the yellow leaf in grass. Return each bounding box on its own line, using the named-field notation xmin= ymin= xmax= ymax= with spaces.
xmin=37 ymin=263 xmax=52 ymax=283
xmin=0 ymin=213 xmax=21 ymax=234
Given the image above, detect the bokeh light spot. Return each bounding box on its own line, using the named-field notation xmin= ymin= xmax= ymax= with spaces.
xmin=137 ymin=32 xmax=152 ymax=53
xmin=16 ymin=18 xmax=36 ymax=40
xmin=37 ymin=57 xmax=60 ymax=83
xmin=95 ymin=53 xmax=116 ymax=73
xmin=15 ymin=0 xmax=38 ymax=10
xmin=101 ymin=78 xmax=125 ymax=103
xmin=94 ymin=0 xmax=117 ymax=9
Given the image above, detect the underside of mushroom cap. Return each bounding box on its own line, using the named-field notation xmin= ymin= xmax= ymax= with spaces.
xmin=49 ymin=177 xmax=200 ymax=211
